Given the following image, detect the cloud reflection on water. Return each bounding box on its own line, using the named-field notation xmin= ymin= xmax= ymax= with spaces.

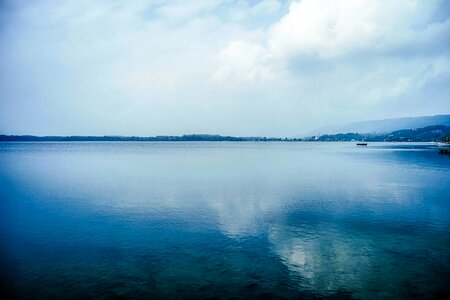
xmin=1 ymin=142 xmax=449 ymax=298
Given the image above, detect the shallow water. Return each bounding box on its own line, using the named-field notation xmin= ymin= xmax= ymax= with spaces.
xmin=0 ymin=142 xmax=449 ymax=299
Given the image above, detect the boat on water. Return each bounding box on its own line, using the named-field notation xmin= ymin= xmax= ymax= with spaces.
xmin=356 ymin=143 xmax=368 ymax=146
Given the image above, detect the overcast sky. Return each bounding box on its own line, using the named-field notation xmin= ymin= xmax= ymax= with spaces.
xmin=0 ymin=0 xmax=449 ymax=136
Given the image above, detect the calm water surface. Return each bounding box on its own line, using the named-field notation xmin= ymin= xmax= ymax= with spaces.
xmin=0 ymin=142 xmax=449 ymax=299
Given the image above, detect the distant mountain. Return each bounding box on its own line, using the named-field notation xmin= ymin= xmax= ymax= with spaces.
xmin=313 ymin=115 xmax=450 ymax=135
xmin=304 ymin=125 xmax=450 ymax=142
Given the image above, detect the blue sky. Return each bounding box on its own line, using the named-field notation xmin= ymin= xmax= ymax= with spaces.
xmin=0 ymin=0 xmax=449 ymax=136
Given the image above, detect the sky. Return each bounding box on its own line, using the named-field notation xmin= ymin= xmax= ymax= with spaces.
xmin=0 ymin=0 xmax=449 ymax=137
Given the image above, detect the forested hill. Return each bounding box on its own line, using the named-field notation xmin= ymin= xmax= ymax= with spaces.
xmin=305 ymin=125 xmax=450 ymax=142
xmin=313 ymin=115 xmax=450 ymax=135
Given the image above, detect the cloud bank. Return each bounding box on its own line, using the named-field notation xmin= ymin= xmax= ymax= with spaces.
xmin=0 ymin=0 xmax=449 ymax=136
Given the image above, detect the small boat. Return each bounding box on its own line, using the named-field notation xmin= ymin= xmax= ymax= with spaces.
xmin=356 ymin=143 xmax=368 ymax=146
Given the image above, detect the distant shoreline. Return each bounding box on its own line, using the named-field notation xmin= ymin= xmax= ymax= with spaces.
xmin=1 ymin=125 xmax=449 ymax=143
xmin=0 ymin=135 xmax=292 ymax=142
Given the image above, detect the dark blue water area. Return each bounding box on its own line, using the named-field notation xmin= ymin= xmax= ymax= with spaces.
xmin=0 ymin=142 xmax=449 ymax=299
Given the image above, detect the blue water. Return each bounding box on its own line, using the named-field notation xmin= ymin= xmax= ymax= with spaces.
xmin=0 ymin=142 xmax=449 ymax=299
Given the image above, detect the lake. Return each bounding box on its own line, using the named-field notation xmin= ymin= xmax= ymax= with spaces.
xmin=0 ymin=142 xmax=449 ymax=299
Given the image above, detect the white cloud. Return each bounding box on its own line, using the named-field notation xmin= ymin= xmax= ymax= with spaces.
xmin=217 ymin=0 xmax=449 ymax=75
xmin=212 ymin=0 xmax=449 ymax=124
xmin=211 ymin=41 xmax=272 ymax=82
xmin=267 ymin=0 xmax=448 ymax=60
xmin=0 ymin=0 xmax=449 ymax=136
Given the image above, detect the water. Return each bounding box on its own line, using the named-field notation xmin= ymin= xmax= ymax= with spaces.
xmin=0 ymin=142 xmax=449 ymax=299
